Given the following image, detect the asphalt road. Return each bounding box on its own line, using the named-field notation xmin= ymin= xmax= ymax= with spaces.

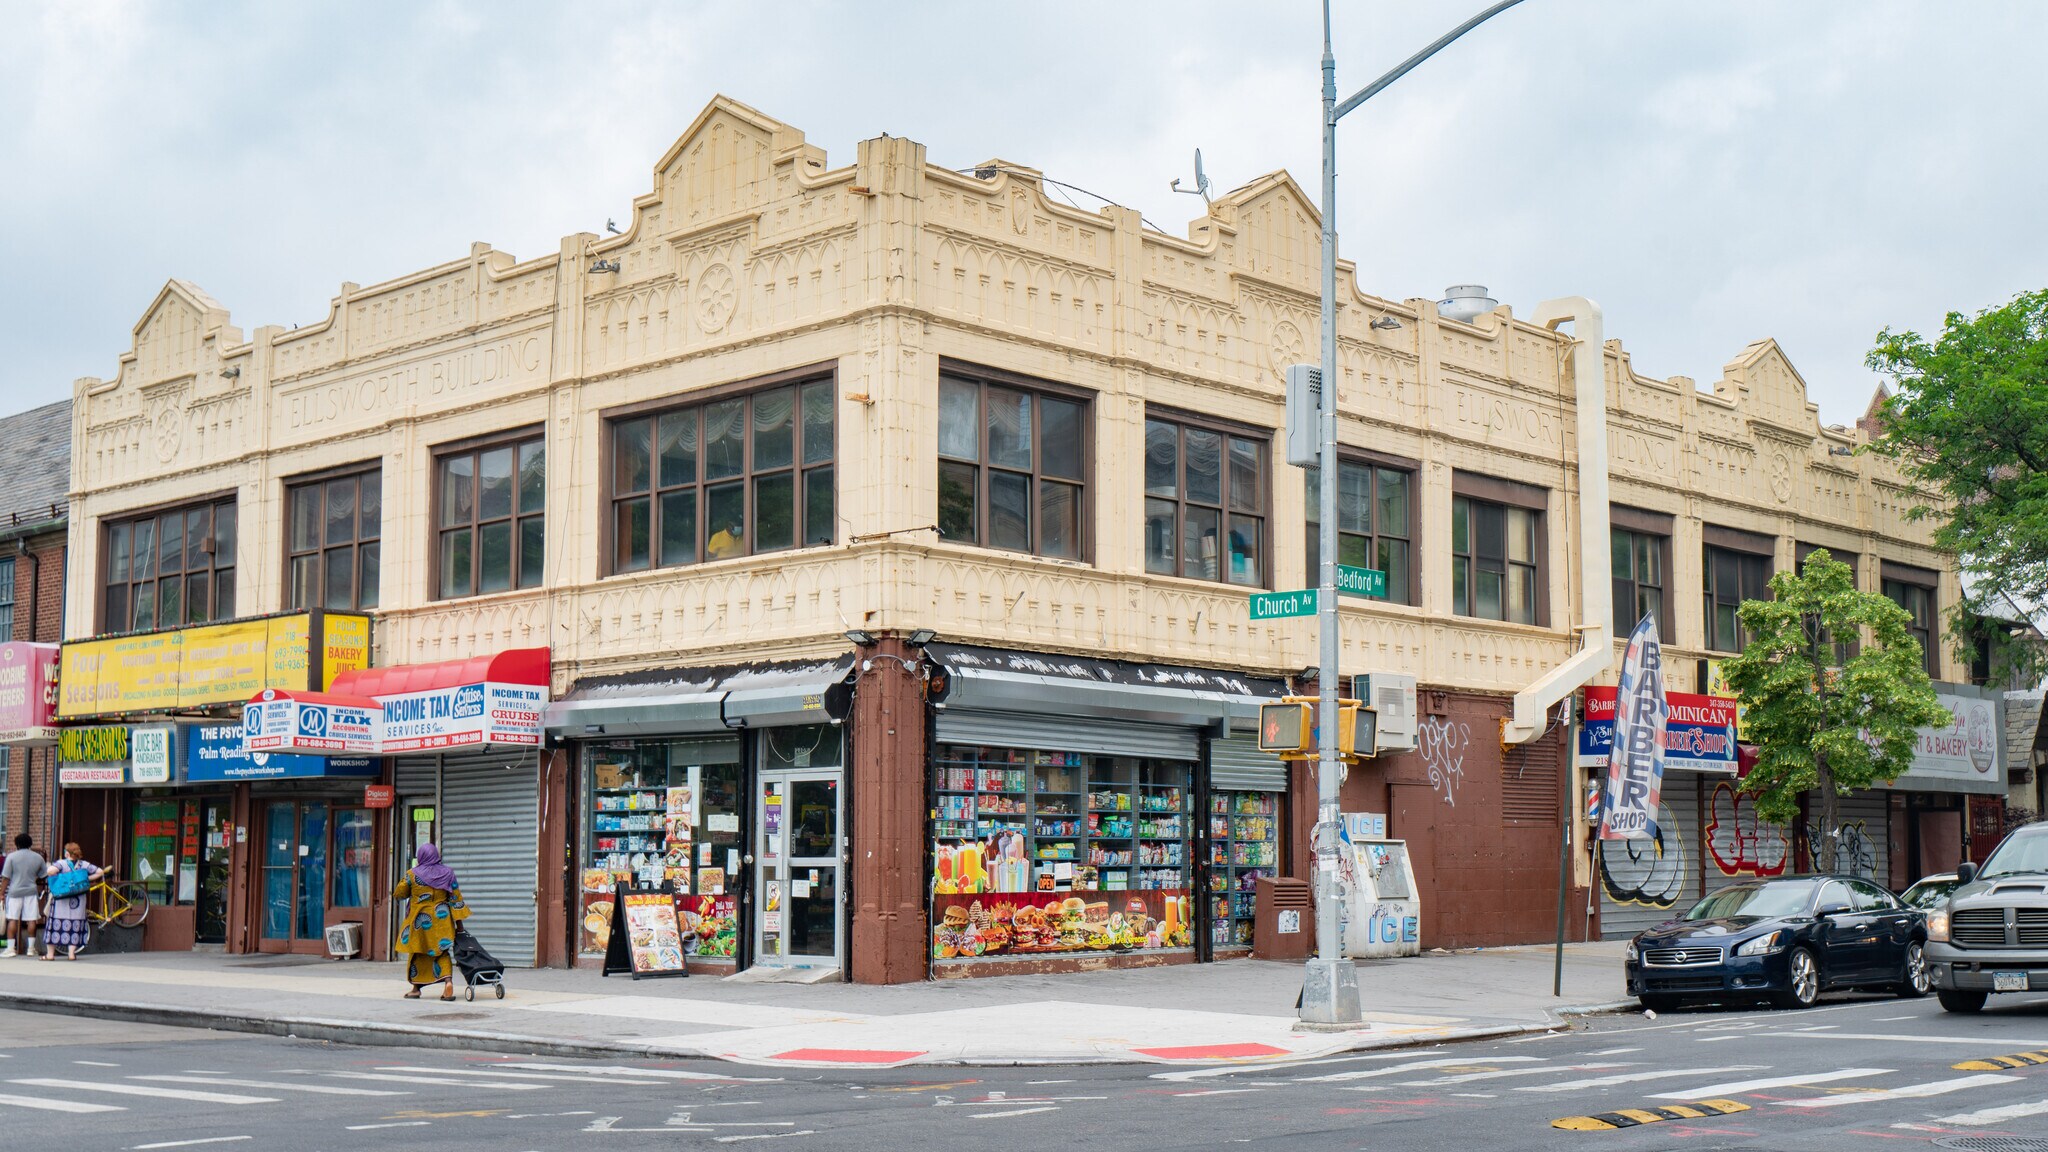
xmin=6 ymin=991 xmax=2048 ymax=1151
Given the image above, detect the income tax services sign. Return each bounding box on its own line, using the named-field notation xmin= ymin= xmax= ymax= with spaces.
xmin=244 ymin=689 xmax=382 ymax=755
xmin=381 ymin=681 xmax=544 ymax=752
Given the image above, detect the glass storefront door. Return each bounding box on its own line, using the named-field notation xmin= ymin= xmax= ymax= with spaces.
xmin=260 ymin=799 xmax=331 ymax=952
xmin=752 ymin=769 xmax=842 ymax=968
xmin=196 ymin=798 xmax=232 ymax=943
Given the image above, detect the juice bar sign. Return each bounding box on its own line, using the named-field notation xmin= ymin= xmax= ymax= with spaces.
xmin=57 ymin=724 xmax=179 ymax=786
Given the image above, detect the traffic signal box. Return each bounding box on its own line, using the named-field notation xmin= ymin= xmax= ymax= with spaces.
xmin=1257 ymin=697 xmax=1378 ymax=761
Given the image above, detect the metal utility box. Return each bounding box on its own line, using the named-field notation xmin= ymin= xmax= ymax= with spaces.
xmin=1339 ymin=835 xmax=1422 ymax=958
xmin=1252 ymin=876 xmax=1313 ymax=961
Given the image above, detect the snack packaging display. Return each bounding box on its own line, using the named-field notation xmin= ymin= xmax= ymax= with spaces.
xmin=931 ymin=888 xmax=1192 ymax=959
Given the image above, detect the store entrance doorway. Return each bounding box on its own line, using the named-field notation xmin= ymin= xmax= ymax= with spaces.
xmin=195 ymin=797 xmax=233 ymax=944
xmin=751 ymin=769 xmax=842 ymax=970
xmin=259 ymin=799 xmax=329 ymax=954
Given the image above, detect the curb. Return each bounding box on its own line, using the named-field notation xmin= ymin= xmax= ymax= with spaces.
xmin=0 ymin=990 xmax=1607 ymax=1069
xmin=1555 ymin=999 xmax=1640 ymax=1018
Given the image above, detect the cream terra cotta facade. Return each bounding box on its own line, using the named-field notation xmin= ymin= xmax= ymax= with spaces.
xmin=65 ymin=95 xmax=1957 ymax=699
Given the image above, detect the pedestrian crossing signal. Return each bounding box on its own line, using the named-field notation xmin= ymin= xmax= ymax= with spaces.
xmin=1258 ymin=702 xmax=1312 ymax=755
xmin=1258 ymin=698 xmax=1379 ymax=761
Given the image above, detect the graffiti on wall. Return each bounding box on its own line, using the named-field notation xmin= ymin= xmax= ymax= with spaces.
xmin=1806 ymin=819 xmax=1878 ymax=880
xmin=1707 ymin=782 xmax=1790 ymax=879
xmin=1417 ymin=716 xmax=1471 ymax=807
xmin=1600 ymin=800 xmax=1687 ymax=909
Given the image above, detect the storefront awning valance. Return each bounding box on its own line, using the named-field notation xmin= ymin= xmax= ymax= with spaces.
xmin=247 ymin=647 xmax=552 ymax=755
xmin=329 ymin=647 xmax=548 ymax=697
xmin=545 ymin=655 xmax=854 ymax=736
xmin=927 ymin=643 xmax=1286 ymax=731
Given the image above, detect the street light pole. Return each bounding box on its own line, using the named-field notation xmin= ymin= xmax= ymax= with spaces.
xmin=1301 ymin=0 xmax=1530 ymax=1028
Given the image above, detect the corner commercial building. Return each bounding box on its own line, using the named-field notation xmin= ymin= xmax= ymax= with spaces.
xmin=57 ymin=97 xmax=1972 ymax=980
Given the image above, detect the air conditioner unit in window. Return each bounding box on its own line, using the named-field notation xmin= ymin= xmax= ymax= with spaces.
xmin=1353 ymin=673 xmax=1417 ymax=751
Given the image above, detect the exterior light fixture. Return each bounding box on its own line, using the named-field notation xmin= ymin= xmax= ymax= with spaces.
xmin=1370 ymin=316 xmax=1402 ymax=331
xmin=843 ymin=629 xmax=877 ymax=647
xmin=906 ymin=629 xmax=938 ymax=647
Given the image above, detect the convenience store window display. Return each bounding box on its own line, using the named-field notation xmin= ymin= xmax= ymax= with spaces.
xmin=1208 ymin=790 xmax=1279 ymax=949
xmin=931 ymin=744 xmax=1196 ymax=960
xmin=579 ymin=738 xmax=742 ymax=958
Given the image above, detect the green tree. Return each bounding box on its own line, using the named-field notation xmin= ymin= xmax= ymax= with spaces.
xmin=1719 ymin=550 xmax=1948 ymax=873
xmin=1868 ymin=290 xmax=2048 ymax=679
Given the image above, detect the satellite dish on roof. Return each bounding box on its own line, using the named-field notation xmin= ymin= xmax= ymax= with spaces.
xmin=1171 ymin=148 xmax=1213 ymax=204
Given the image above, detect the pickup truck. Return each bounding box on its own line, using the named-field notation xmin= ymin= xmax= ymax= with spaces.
xmin=1924 ymin=819 xmax=2048 ymax=1012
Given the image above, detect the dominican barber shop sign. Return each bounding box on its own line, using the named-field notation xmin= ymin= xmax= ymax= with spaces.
xmin=1580 ymin=686 xmax=1737 ymax=772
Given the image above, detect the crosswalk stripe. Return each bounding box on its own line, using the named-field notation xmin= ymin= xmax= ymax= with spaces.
xmin=1518 ymin=1067 xmax=1761 ymax=1093
xmin=489 ymin=1062 xmax=782 ymax=1083
xmin=6 ymin=1079 xmax=275 ymax=1105
xmin=135 ymin=1075 xmax=409 ymax=1097
xmin=0 ymin=1091 xmax=123 ymax=1114
xmin=325 ymin=1072 xmax=544 ymax=1091
xmin=373 ymin=1066 xmax=669 ymax=1086
xmin=1295 ymin=1057 xmax=1541 ymax=1084
xmin=1770 ymin=1032 xmax=2048 ymax=1047
xmin=1648 ymin=1068 xmax=1893 ymax=1099
xmin=1934 ymin=1097 xmax=2048 ymax=1126
xmin=1401 ymin=1064 xmax=1631 ymax=1086
xmin=1776 ymin=1073 xmax=2020 ymax=1108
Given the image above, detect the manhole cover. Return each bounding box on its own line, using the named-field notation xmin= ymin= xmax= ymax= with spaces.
xmin=1934 ymin=1139 xmax=2048 ymax=1152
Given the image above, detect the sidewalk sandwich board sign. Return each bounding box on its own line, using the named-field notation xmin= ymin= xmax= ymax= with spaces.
xmin=601 ymin=882 xmax=690 ymax=980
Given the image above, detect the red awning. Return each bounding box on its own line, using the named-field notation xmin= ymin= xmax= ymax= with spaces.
xmin=329 ymin=647 xmax=549 ymax=699
xmin=247 ymin=687 xmax=385 ymax=711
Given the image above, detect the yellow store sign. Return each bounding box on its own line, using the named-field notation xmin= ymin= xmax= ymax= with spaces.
xmin=57 ymin=611 xmax=373 ymax=718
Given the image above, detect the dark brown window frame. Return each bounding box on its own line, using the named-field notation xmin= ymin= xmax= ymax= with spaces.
xmin=431 ymin=427 xmax=545 ymax=600
xmin=936 ymin=362 xmax=1092 ymax=563
xmin=285 ymin=461 xmax=382 ymax=613
xmin=1142 ymin=410 xmax=1272 ymax=589
xmin=1450 ymin=473 xmax=1549 ymax=627
xmin=1305 ymin=451 xmax=1417 ymax=606
xmin=602 ymin=371 xmax=836 ymax=575
xmin=1881 ymin=561 xmax=1941 ymax=676
xmin=1611 ymin=526 xmax=1672 ymax=639
xmin=100 ymin=494 xmax=239 ymax=634
xmin=1703 ymin=535 xmax=1774 ymax=653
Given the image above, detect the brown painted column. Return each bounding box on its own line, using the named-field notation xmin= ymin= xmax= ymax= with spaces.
xmin=537 ymin=747 xmax=574 ymax=969
xmin=848 ymin=637 xmax=929 ymax=985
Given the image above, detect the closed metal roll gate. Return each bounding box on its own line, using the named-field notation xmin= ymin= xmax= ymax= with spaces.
xmin=1598 ymin=778 xmax=1703 ymax=940
xmin=932 ymin=709 xmax=1198 ymax=761
xmin=1208 ymin=735 xmax=1288 ymax=792
xmin=395 ymin=755 xmax=438 ymax=798
xmin=1820 ymin=791 xmax=1889 ymax=884
xmin=1700 ymin=773 xmax=1793 ymax=901
xmin=439 ymin=748 xmax=541 ymax=967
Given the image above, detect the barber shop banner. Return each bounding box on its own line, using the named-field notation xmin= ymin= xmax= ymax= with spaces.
xmin=1580 ymin=686 xmax=1737 ymax=772
xmin=1601 ymin=614 xmax=1669 ymax=841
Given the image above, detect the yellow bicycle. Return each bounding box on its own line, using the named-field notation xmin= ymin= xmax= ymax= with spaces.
xmin=84 ymin=873 xmax=151 ymax=934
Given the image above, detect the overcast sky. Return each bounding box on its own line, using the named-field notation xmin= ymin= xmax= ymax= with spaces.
xmin=3 ymin=1 xmax=2042 ymax=426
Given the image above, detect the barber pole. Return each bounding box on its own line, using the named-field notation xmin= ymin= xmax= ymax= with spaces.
xmin=1601 ymin=614 xmax=1669 ymax=840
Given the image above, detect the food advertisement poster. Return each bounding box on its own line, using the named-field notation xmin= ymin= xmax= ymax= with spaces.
xmin=579 ymin=870 xmax=617 ymax=954
xmin=622 ymin=889 xmax=688 ymax=975
xmin=681 ymin=894 xmax=737 ymax=957
xmin=932 ymin=889 xmax=1193 ymax=960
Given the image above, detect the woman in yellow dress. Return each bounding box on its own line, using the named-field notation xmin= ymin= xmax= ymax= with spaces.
xmin=392 ymin=843 xmax=468 ymax=1000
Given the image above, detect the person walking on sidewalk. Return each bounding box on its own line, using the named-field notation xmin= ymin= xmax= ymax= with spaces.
xmin=393 ymin=843 xmax=468 ymax=1000
xmin=42 ymin=843 xmax=102 ymax=961
xmin=3 ymin=833 xmax=47 ymax=958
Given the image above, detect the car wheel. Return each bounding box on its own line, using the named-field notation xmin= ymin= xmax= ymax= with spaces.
xmin=1895 ymin=941 xmax=1931 ymax=998
xmin=1638 ymin=994 xmax=1681 ymax=1014
xmin=1773 ymin=947 xmax=1821 ymax=1009
xmin=1938 ymin=989 xmax=1987 ymax=1014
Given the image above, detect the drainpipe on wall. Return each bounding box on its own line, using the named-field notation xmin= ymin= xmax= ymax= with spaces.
xmin=1501 ymin=296 xmax=1615 ymax=746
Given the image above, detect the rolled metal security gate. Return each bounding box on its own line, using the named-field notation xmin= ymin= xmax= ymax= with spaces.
xmin=391 ymin=748 xmax=540 ymax=967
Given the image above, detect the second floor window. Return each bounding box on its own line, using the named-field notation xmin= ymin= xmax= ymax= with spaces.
xmin=1452 ymin=494 xmax=1540 ymax=624
xmin=610 ymin=379 xmax=834 ymax=573
xmin=937 ymin=371 xmax=1086 ymax=560
xmin=103 ymin=498 xmax=236 ymax=631
xmin=0 ymin=557 xmax=13 ymax=640
xmin=1304 ymin=460 xmax=1412 ymax=604
xmin=1883 ymin=570 xmax=1939 ymax=675
xmin=1611 ymin=528 xmax=1666 ymax=636
xmin=1704 ymin=543 xmax=1772 ymax=652
xmin=287 ymin=467 xmax=381 ymax=612
xmin=437 ymin=435 xmax=544 ymax=598
xmin=1144 ymin=416 xmax=1267 ymax=587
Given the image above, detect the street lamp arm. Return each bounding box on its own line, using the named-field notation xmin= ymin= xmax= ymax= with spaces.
xmin=1332 ymin=0 xmax=1530 ymax=123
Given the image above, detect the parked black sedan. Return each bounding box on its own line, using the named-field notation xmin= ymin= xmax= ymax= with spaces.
xmin=1626 ymin=874 xmax=1929 ymax=1011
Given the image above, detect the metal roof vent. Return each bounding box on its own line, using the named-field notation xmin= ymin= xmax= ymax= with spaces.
xmin=1439 ymin=284 xmax=1498 ymax=323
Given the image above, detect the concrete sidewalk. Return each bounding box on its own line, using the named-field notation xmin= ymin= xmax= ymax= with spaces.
xmin=0 ymin=941 xmax=1633 ymax=1068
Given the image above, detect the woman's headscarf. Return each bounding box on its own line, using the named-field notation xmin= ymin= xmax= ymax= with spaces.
xmin=412 ymin=843 xmax=458 ymax=891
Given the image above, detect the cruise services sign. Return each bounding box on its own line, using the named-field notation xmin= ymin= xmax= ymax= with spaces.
xmin=244 ymin=688 xmax=382 ymax=755
xmin=381 ymin=681 xmax=544 ymax=752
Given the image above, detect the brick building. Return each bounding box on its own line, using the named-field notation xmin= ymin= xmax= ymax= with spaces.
xmin=0 ymin=398 xmax=69 ymax=851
